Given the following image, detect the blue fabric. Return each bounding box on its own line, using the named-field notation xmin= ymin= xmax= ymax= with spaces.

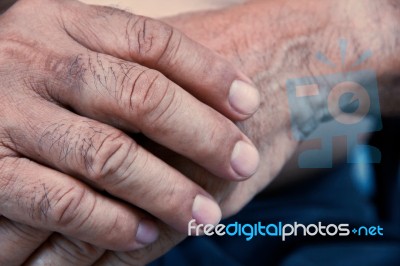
xmin=150 ymin=163 xmax=400 ymax=266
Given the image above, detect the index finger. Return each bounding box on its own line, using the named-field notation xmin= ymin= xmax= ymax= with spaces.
xmin=60 ymin=1 xmax=260 ymax=120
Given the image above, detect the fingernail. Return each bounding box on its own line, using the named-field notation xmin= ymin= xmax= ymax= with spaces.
xmin=229 ymin=80 xmax=260 ymax=115
xmin=231 ymin=141 xmax=260 ymax=179
xmin=192 ymin=195 xmax=222 ymax=225
xmin=136 ymin=220 xmax=159 ymax=245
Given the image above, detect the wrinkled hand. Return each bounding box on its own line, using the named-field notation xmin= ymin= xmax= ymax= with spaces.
xmin=0 ymin=0 xmax=261 ymax=264
xmin=4 ymin=1 xmax=297 ymax=264
xmin=92 ymin=0 xmax=400 ymax=264
xmin=7 ymin=0 xmax=400 ymax=265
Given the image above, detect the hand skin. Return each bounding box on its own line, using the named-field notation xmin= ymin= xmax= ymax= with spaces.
xmin=0 ymin=0 xmax=262 ymax=263
xmin=7 ymin=0 xmax=400 ymax=265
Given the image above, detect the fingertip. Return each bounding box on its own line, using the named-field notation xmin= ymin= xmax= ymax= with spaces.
xmin=229 ymin=80 xmax=261 ymax=118
xmin=230 ymin=140 xmax=260 ymax=180
xmin=125 ymin=219 xmax=159 ymax=251
xmin=137 ymin=219 xmax=159 ymax=244
xmin=192 ymin=194 xmax=222 ymax=226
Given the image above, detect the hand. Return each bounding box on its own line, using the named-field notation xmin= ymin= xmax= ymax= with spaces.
xmin=93 ymin=0 xmax=400 ymax=264
xmin=0 ymin=0 xmax=261 ymax=262
xmin=7 ymin=0 xmax=400 ymax=264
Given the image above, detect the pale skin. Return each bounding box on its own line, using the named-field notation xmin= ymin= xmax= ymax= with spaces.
xmin=2 ymin=0 xmax=400 ymax=265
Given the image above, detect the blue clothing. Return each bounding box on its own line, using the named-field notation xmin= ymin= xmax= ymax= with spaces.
xmin=151 ymin=163 xmax=400 ymax=266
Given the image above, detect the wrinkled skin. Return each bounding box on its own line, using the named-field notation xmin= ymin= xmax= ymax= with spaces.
xmin=0 ymin=0 xmax=264 ymax=264
xmin=3 ymin=0 xmax=400 ymax=265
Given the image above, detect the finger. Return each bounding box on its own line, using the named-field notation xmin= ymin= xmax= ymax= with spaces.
xmin=61 ymin=1 xmax=260 ymax=120
xmin=7 ymin=100 xmax=222 ymax=232
xmin=95 ymin=223 xmax=185 ymax=266
xmin=0 ymin=156 xmax=153 ymax=251
xmin=0 ymin=217 xmax=50 ymax=266
xmin=26 ymin=230 xmax=174 ymax=266
xmin=53 ymin=51 xmax=260 ymax=181
xmin=25 ymin=234 xmax=104 ymax=266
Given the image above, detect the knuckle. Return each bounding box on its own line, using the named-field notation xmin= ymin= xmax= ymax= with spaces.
xmin=0 ymin=38 xmax=66 ymax=99
xmin=129 ymin=70 xmax=172 ymax=121
xmin=157 ymin=28 xmax=183 ymax=68
xmin=8 ymin=222 xmax=47 ymax=242
xmin=49 ymin=235 xmax=103 ymax=261
xmin=49 ymin=186 xmax=87 ymax=227
xmin=131 ymin=70 xmax=165 ymax=109
xmin=37 ymin=121 xmax=136 ymax=187
xmin=61 ymin=53 xmax=87 ymax=91
xmin=127 ymin=16 xmax=174 ymax=64
xmin=130 ymin=70 xmax=180 ymax=130
xmin=86 ymin=130 xmax=136 ymax=186
xmin=134 ymin=16 xmax=154 ymax=57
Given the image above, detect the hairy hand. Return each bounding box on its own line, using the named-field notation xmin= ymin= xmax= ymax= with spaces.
xmin=92 ymin=0 xmax=400 ymax=264
xmin=6 ymin=0 xmax=400 ymax=265
xmin=0 ymin=0 xmax=261 ymax=264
